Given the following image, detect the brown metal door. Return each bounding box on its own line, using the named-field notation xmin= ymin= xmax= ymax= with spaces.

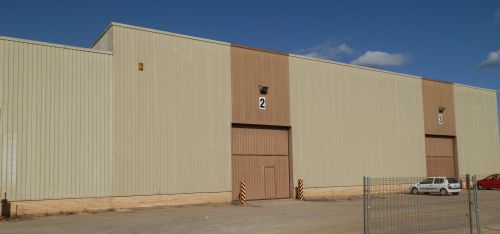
xmin=232 ymin=126 xmax=290 ymax=200
xmin=425 ymin=137 xmax=456 ymax=178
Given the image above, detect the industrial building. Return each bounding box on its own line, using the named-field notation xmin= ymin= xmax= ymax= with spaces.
xmin=0 ymin=23 xmax=499 ymax=212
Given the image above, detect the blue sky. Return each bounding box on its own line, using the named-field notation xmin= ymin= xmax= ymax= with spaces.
xmin=1 ymin=0 xmax=499 ymax=115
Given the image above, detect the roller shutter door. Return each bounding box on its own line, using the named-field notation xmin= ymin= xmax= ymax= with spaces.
xmin=232 ymin=126 xmax=290 ymax=200
xmin=425 ymin=137 xmax=456 ymax=178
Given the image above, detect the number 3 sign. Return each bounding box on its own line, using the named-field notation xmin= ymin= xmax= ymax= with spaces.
xmin=437 ymin=114 xmax=444 ymax=125
xmin=259 ymin=97 xmax=266 ymax=110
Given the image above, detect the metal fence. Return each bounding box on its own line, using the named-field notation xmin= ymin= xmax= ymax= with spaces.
xmin=474 ymin=174 xmax=500 ymax=233
xmin=363 ymin=174 xmax=500 ymax=234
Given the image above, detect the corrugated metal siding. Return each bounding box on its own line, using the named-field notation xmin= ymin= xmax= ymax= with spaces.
xmin=0 ymin=40 xmax=4 ymax=200
xmin=425 ymin=137 xmax=455 ymax=177
xmin=231 ymin=46 xmax=290 ymax=126
xmin=91 ymin=27 xmax=113 ymax=52
xmin=426 ymin=157 xmax=455 ymax=177
xmin=232 ymin=155 xmax=289 ymax=200
xmin=0 ymin=38 xmax=112 ymax=201
xmin=454 ymin=85 xmax=500 ymax=174
xmin=425 ymin=137 xmax=454 ymax=156
xmin=232 ymin=126 xmax=288 ymax=156
xmin=111 ymin=25 xmax=232 ymax=196
xmin=289 ymin=56 xmax=427 ymax=187
xmin=231 ymin=126 xmax=290 ymax=200
xmin=422 ymin=79 xmax=456 ymax=136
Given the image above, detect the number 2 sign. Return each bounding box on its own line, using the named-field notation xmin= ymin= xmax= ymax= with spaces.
xmin=259 ymin=97 xmax=266 ymax=110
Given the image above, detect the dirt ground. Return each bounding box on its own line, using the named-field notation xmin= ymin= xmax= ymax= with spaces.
xmin=0 ymin=199 xmax=363 ymax=234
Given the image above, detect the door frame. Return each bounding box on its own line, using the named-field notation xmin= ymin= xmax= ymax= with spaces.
xmin=264 ymin=166 xmax=277 ymax=198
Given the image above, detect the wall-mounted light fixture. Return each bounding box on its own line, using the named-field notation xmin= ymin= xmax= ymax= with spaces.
xmin=138 ymin=62 xmax=144 ymax=71
xmin=259 ymin=84 xmax=269 ymax=95
xmin=438 ymin=106 xmax=446 ymax=113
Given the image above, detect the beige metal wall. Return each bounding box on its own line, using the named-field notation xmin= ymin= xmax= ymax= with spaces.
xmin=110 ymin=24 xmax=232 ymax=196
xmin=92 ymin=27 xmax=113 ymax=52
xmin=289 ymin=55 xmax=427 ymax=187
xmin=0 ymin=37 xmax=113 ymax=201
xmin=3 ymin=22 xmax=498 ymax=202
xmin=454 ymin=85 xmax=500 ymax=175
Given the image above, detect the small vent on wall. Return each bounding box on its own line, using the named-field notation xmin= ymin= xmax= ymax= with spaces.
xmin=138 ymin=62 xmax=144 ymax=71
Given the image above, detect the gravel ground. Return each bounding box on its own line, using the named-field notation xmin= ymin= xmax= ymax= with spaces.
xmin=0 ymin=191 xmax=498 ymax=234
xmin=0 ymin=199 xmax=363 ymax=234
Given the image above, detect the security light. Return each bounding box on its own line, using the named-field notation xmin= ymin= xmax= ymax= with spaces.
xmin=438 ymin=106 xmax=446 ymax=113
xmin=259 ymin=85 xmax=269 ymax=95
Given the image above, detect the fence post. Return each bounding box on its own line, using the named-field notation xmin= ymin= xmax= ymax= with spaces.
xmin=472 ymin=175 xmax=481 ymax=234
xmin=363 ymin=176 xmax=370 ymax=234
xmin=466 ymin=174 xmax=473 ymax=234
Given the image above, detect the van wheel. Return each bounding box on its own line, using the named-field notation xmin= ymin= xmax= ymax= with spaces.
xmin=440 ymin=189 xmax=448 ymax=196
xmin=411 ymin=188 xmax=419 ymax=195
xmin=452 ymin=192 xmax=459 ymax=195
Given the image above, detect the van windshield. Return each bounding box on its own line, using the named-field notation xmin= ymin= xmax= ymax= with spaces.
xmin=447 ymin=178 xmax=458 ymax=183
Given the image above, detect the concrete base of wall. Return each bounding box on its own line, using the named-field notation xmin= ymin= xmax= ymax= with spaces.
xmin=10 ymin=192 xmax=232 ymax=216
xmin=303 ymin=186 xmax=363 ymax=200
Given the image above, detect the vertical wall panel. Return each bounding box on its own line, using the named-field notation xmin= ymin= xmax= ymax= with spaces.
xmin=422 ymin=79 xmax=456 ymax=136
xmin=91 ymin=28 xmax=113 ymax=52
xmin=454 ymin=85 xmax=500 ymax=175
xmin=0 ymin=38 xmax=112 ymax=200
xmin=10 ymin=41 xmax=18 ymax=199
xmin=0 ymin=40 xmax=5 ymax=198
xmin=0 ymin=41 xmax=4 ymax=198
xmin=111 ymin=25 xmax=232 ymax=196
xmin=289 ymin=56 xmax=427 ymax=187
xmin=231 ymin=46 xmax=290 ymax=126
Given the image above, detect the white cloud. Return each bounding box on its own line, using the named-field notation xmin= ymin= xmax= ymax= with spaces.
xmin=495 ymin=9 xmax=500 ymax=23
xmin=477 ymin=49 xmax=500 ymax=70
xmin=350 ymin=51 xmax=410 ymax=67
xmin=297 ymin=40 xmax=353 ymax=60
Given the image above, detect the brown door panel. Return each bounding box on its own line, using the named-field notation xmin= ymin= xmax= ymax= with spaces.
xmin=232 ymin=155 xmax=289 ymax=200
xmin=425 ymin=136 xmax=456 ymax=178
xmin=232 ymin=127 xmax=288 ymax=156
xmin=426 ymin=157 xmax=455 ymax=178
